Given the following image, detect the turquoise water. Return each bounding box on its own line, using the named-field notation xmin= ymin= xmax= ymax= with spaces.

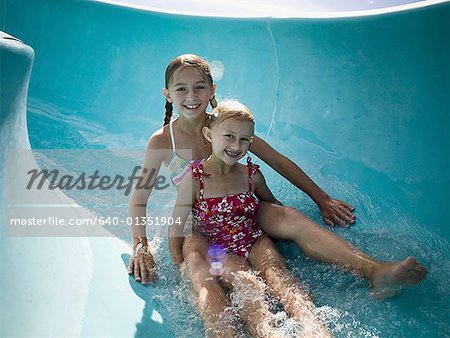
xmin=24 ymin=97 xmax=450 ymax=337
xmin=2 ymin=0 xmax=450 ymax=337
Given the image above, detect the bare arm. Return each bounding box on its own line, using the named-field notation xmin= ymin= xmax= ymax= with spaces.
xmin=249 ymin=135 xmax=355 ymax=227
xmin=252 ymin=170 xmax=282 ymax=205
xmin=168 ymin=172 xmax=196 ymax=266
xmin=127 ymin=130 xmax=170 ymax=284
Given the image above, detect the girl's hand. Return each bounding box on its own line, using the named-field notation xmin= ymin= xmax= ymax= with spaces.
xmin=127 ymin=243 xmax=156 ymax=285
xmin=320 ymin=198 xmax=356 ymax=228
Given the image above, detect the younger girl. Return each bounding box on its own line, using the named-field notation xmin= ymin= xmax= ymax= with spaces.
xmin=169 ymin=100 xmax=332 ymax=337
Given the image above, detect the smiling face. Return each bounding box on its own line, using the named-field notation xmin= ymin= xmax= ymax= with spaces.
xmin=164 ymin=67 xmax=216 ymax=120
xmin=205 ymin=117 xmax=254 ymax=166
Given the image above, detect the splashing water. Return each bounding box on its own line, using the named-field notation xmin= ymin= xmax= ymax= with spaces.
xmin=26 ymin=100 xmax=450 ymax=337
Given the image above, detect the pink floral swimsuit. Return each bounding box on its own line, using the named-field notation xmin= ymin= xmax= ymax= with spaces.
xmin=191 ymin=157 xmax=265 ymax=259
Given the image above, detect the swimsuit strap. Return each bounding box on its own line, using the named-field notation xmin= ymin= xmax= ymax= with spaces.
xmin=246 ymin=157 xmax=260 ymax=191
xmin=169 ymin=117 xmax=177 ymax=153
xmin=191 ymin=163 xmax=210 ymax=199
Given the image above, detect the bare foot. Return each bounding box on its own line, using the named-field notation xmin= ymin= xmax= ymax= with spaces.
xmin=370 ymin=256 xmax=427 ymax=299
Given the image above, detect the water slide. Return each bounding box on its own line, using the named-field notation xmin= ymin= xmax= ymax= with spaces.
xmin=1 ymin=0 xmax=449 ymax=336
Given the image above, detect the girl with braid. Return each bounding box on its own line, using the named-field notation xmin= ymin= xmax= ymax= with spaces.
xmin=127 ymin=54 xmax=427 ymax=335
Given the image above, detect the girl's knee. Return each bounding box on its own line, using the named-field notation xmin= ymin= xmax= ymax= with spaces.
xmin=183 ymin=249 xmax=213 ymax=281
xmin=220 ymin=255 xmax=250 ymax=285
xmin=182 ymin=233 xmax=209 ymax=258
xmin=223 ymin=252 xmax=249 ymax=270
xmin=188 ymin=260 xmax=227 ymax=306
xmin=250 ymin=238 xmax=288 ymax=276
xmin=196 ymin=283 xmax=228 ymax=317
xmin=185 ymin=249 xmax=205 ymax=266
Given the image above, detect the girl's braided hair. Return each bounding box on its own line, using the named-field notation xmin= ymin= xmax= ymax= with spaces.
xmin=163 ymin=54 xmax=217 ymax=126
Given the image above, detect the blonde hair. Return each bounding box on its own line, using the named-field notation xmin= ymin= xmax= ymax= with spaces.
xmin=210 ymin=99 xmax=255 ymax=129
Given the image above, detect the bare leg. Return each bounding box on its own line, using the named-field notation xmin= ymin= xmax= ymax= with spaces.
xmin=182 ymin=231 xmax=234 ymax=338
xmin=220 ymin=253 xmax=280 ymax=338
xmin=257 ymin=202 xmax=427 ymax=298
xmin=250 ymin=236 xmax=332 ymax=338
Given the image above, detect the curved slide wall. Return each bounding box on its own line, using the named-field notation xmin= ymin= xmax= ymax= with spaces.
xmin=0 ymin=31 xmax=97 ymax=337
xmin=1 ymin=0 xmax=449 ymax=337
